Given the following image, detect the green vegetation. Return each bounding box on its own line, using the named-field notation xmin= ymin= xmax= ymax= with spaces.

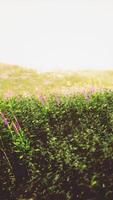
xmin=1 ymin=64 xmax=113 ymax=199
xmin=1 ymin=91 xmax=113 ymax=199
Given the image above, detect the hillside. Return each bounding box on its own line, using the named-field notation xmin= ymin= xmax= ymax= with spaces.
xmin=0 ymin=63 xmax=113 ymax=97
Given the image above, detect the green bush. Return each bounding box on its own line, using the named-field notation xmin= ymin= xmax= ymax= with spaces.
xmin=0 ymin=91 xmax=113 ymax=199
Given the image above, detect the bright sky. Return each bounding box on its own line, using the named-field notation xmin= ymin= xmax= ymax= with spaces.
xmin=0 ymin=0 xmax=113 ymax=72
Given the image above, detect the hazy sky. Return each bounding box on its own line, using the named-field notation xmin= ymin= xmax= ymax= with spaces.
xmin=0 ymin=0 xmax=113 ymax=72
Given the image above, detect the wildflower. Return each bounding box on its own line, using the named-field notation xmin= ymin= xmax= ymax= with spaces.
xmin=0 ymin=112 xmax=9 ymax=126
xmin=90 ymin=86 xmax=96 ymax=94
xmin=4 ymin=90 xmax=13 ymax=98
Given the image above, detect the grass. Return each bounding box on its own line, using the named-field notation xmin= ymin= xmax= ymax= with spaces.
xmin=0 ymin=63 xmax=113 ymax=97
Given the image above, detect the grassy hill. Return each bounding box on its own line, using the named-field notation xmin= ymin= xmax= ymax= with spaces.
xmin=0 ymin=63 xmax=113 ymax=97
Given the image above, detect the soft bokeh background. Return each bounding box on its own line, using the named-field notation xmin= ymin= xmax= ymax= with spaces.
xmin=0 ymin=64 xmax=113 ymax=98
xmin=0 ymin=0 xmax=113 ymax=72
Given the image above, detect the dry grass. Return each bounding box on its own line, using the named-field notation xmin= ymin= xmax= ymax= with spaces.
xmin=0 ymin=63 xmax=113 ymax=98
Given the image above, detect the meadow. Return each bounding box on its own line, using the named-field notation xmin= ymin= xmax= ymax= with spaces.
xmin=0 ymin=63 xmax=113 ymax=97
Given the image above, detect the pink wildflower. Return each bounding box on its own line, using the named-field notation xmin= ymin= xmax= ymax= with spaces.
xmin=4 ymin=90 xmax=13 ymax=98
xmin=90 ymin=86 xmax=96 ymax=94
xmin=0 ymin=112 xmax=9 ymax=126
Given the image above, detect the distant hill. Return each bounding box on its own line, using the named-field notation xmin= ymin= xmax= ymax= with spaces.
xmin=0 ymin=63 xmax=113 ymax=97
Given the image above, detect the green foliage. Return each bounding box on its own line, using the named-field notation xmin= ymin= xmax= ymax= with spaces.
xmin=0 ymin=91 xmax=113 ymax=199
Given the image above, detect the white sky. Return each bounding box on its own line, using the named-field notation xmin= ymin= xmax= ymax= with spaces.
xmin=0 ymin=0 xmax=113 ymax=72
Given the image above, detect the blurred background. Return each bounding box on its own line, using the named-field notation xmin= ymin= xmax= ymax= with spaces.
xmin=0 ymin=0 xmax=113 ymax=97
xmin=0 ymin=0 xmax=113 ymax=72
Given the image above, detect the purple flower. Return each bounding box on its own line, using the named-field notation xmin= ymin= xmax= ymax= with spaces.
xmin=0 ymin=112 xmax=9 ymax=126
xmin=90 ymin=86 xmax=96 ymax=94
